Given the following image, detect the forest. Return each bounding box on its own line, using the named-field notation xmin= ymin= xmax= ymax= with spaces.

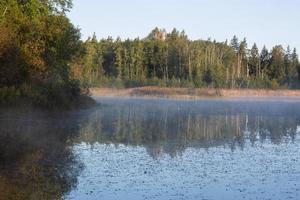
xmin=1 ymin=1 xmax=300 ymax=107
xmin=73 ymin=28 xmax=300 ymax=89
xmin=0 ymin=0 xmax=90 ymax=107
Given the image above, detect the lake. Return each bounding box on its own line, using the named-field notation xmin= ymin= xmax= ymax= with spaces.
xmin=1 ymin=97 xmax=300 ymax=200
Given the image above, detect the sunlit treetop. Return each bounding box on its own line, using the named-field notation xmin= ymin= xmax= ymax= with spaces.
xmin=0 ymin=0 xmax=72 ymax=19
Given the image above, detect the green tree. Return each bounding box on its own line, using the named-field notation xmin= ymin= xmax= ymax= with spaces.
xmin=71 ymin=28 xmax=300 ymax=90
xmin=260 ymin=46 xmax=270 ymax=79
xmin=0 ymin=0 xmax=87 ymax=107
xmin=249 ymin=43 xmax=260 ymax=77
xmin=238 ymin=38 xmax=248 ymax=78
xmin=269 ymin=46 xmax=285 ymax=83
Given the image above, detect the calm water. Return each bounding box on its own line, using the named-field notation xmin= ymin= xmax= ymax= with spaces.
xmin=1 ymin=98 xmax=300 ymax=200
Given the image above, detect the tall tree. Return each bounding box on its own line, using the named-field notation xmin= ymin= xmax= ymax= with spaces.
xmin=260 ymin=46 xmax=270 ymax=79
xmin=230 ymin=35 xmax=239 ymax=52
xmin=269 ymin=45 xmax=285 ymax=82
xmin=249 ymin=43 xmax=260 ymax=77
xmin=0 ymin=0 xmax=87 ymax=107
xmin=291 ymin=48 xmax=300 ymax=81
xmin=71 ymin=28 xmax=300 ymax=90
xmin=238 ymin=38 xmax=248 ymax=78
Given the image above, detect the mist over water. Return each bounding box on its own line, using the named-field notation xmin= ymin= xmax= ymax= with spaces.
xmin=1 ymin=98 xmax=300 ymax=199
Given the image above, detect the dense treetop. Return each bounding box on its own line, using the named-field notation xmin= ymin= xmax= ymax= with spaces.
xmin=73 ymin=28 xmax=300 ymax=89
xmin=0 ymin=0 xmax=89 ymax=107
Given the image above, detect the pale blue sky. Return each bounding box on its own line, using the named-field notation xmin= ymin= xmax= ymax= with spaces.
xmin=68 ymin=0 xmax=300 ymax=51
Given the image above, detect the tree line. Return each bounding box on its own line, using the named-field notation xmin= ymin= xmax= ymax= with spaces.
xmin=73 ymin=28 xmax=300 ymax=89
xmin=1 ymin=1 xmax=300 ymax=107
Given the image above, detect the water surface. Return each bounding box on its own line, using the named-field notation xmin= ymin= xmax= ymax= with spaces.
xmin=1 ymin=98 xmax=300 ymax=200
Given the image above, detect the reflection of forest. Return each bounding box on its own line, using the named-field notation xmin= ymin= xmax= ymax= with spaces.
xmin=0 ymin=101 xmax=299 ymax=198
xmin=0 ymin=110 xmax=86 ymax=200
xmin=77 ymin=102 xmax=300 ymax=158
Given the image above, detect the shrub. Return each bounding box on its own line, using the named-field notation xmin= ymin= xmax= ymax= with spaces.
xmin=269 ymin=79 xmax=280 ymax=90
xmin=0 ymin=86 xmax=22 ymax=104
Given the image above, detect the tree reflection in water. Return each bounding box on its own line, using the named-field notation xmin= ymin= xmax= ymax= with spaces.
xmin=77 ymin=99 xmax=300 ymax=158
xmin=0 ymin=99 xmax=300 ymax=199
xmin=0 ymin=109 xmax=90 ymax=200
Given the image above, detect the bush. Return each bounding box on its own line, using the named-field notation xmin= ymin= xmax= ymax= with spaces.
xmin=0 ymin=81 xmax=88 ymax=108
xmin=33 ymin=79 xmax=84 ymax=108
xmin=166 ymin=77 xmax=180 ymax=87
xmin=0 ymin=86 xmax=21 ymax=104
xmin=236 ymin=77 xmax=248 ymax=88
xmin=269 ymin=79 xmax=280 ymax=90
xmin=80 ymin=75 xmax=298 ymax=90
xmin=93 ymin=77 xmax=125 ymax=88
xmin=193 ymin=78 xmax=205 ymax=88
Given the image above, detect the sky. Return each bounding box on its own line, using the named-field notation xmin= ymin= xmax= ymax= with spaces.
xmin=68 ymin=0 xmax=300 ymax=52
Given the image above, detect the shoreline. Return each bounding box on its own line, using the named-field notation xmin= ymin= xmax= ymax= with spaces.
xmin=91 ymin=86 xmax=300 ymax=100
xmin=0 ymin=94 xmax=97 ymax=110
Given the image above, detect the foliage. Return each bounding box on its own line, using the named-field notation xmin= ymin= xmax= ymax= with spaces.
xmin=0 ymin=0 xmax=89 ymax=107
xmin=72 ymin=28 xmax=300 ymax=89
xmin=1 ymin=0 xmax=300 ymax=107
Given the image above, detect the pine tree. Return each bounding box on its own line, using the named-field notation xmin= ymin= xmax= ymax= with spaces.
xmin=269 ymin=45 xmax=285 ymax=82
xmin=72 ymin=28 xmax=300 ymax=89
xmin=238 ymin=38 xmax=248 ymax=78
xmin=230 ymin=36 xmax=239 ymax=52
xmin=291 ymin=48 xmax=300 ymax=81
xmin=260 ymin=46 xmax=270 ymax=79
xmin=284 ymin=46 xmax=293 ymax=85
xmin=249 ymin=43 xmax=260 ymax=77
xmin=114 ymin=37 xmax=123 ymax=79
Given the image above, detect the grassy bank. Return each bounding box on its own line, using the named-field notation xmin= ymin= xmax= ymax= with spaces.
xmin=91 ymin=86 xmax=300 ymax=99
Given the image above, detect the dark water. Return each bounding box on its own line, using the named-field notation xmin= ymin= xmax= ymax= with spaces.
xmin=1 ymin=98 xmax=300 ymax=200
